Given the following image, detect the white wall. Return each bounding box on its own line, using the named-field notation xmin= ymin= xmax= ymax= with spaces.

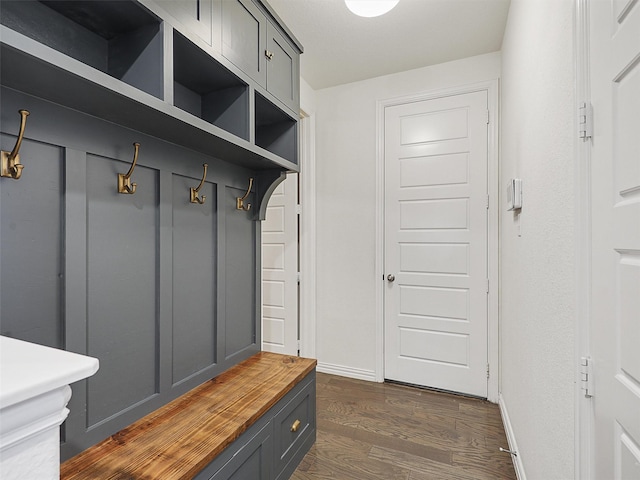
xmin=300 ymin=78 xmax=317 ymax=116
xmin=500 ymin=0 xmax=576 ymax=478
xmin=313 ymin=53 xmax=501 ymax=379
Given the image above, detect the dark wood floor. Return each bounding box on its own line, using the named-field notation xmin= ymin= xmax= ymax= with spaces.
xmin=292 ymin=373 xmax=517 ymax=480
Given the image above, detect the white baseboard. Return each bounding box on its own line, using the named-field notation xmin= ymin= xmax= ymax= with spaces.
xmin=316 ymin=362 xmax=378 ymax=382
xmin=499 ymin=394 xmax=527 ymax=480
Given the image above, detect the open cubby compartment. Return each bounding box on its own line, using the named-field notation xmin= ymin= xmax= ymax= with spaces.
xmin=173 ymin=31 xmax=249 ymax=141
xmin=0 ymin=0 xmax=163 ymax=100
xmin=255 ymin=93 xmax=298 ymax=165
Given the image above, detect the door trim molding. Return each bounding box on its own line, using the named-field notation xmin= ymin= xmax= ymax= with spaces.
xmin=375 ymin=80 xmax=500 ymax=403
xmin=575 ymin=0 xmax=592 ymax=477
xmin=299 ymin=110 xmax=317 ymax=359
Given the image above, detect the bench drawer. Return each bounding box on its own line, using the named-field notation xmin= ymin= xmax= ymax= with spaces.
xmin=273 ymin=376 xmax=316 ymax=477
xmin=208 ymin=422 xmax=272 ymax=480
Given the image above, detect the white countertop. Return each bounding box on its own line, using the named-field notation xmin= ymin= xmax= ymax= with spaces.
xmin=0 ymin=336 xmax=99 ymax=409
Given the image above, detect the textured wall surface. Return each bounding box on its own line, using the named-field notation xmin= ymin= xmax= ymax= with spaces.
xmin=313 ymin=53 xmax=501 ymax=378
xmin=500 ymin=0 xmax=576 ymax=478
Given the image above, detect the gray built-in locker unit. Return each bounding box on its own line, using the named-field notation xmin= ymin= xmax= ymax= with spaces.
xmin=0 ymin=0 xmax=305 ymax=466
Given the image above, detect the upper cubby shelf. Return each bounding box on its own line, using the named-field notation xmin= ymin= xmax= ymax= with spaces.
xmin=1 ymin=0 xmax=164 ymax=100
xmin=0 ymin=0 xmax=301 ymax=172
xmin=255 ymin=92 xmax=297 ymax=164
xmin=173 ymin=31 xmax=249 ymax=142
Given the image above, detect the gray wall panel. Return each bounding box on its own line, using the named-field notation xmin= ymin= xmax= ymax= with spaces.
xmin=171 ymin=173 xmax=217 ymax=385
xmin=0 ymin=135 xmax=64 ymax=349
xmin=224 ymin=185 xmax=256 ymax=358
xmin=86 ymin=154 xmax=160 ymax=428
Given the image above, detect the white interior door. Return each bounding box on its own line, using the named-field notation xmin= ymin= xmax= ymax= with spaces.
xmin=261 ymin=173 xmax=299 ymax=355
xmin=590 ymin=0 xmax=640 ymax=477
xmin=384 ymin=91 xmax=489 ymax=397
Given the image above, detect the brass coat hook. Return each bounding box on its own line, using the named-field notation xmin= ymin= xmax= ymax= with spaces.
xmin=118 ymin=142 xmax=140 ymax=194
xmin=1 ymin=109 xmax=30 ymax=180
xmin=190 ymin=163 xmax=208 ymax=204
xmin=236 ymin=177 xmax=254 ymax=211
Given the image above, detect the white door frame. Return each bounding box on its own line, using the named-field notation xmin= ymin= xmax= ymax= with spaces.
xmin=375 ymin=80 xmax=500 ymax=402
xmin=574 ymin=0 xmax=592 ymax=478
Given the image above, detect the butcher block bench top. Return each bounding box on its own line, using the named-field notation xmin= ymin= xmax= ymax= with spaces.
xmin=60 ymin=352 xmax=316 ymax=480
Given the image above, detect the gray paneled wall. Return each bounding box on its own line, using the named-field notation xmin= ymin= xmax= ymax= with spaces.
xmin=224 ymin=184 xmax=257 ymax=360
xmin=172 ymin=173 xmax=217 ymax=385
xmin=0 ymin=87 xmax=264 ymax=459
xmin=86 ymin=154 xmax=160 ymax=429
xmin=0 ymin=137 xmax=64 ymax=349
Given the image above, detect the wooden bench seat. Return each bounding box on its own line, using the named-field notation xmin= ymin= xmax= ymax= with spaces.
xmin=60 ymin=352 xmax=316 ymax=480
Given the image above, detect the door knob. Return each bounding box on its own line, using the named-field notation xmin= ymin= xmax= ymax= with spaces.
xmin=387 ymin=274 xmax=395 ymax=282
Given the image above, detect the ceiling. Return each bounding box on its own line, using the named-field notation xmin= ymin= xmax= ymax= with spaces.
xmin=267 ymin=0 xmax=511 ymax=90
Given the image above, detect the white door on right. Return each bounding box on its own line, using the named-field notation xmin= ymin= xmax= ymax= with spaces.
xmin=590 ymin=0 xmax=640 ymax=478
xmin=384 ymin=91 xmax=489 ymax=398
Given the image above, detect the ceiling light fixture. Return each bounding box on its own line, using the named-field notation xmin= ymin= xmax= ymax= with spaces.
xmin=345 ymin=0 xmax=399 ymax=18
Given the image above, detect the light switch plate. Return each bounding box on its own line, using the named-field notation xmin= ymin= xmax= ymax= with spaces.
xmin=507 ymin=178 xmax=522 ymax=211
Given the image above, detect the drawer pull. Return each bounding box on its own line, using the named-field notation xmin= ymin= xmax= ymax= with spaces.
xmin=290 ymin=419 xmax=301 ymax=433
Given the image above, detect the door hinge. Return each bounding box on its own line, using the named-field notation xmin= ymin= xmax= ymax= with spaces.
xmin=578 ymin=102 xmax=593 ymax=140
xmin=296 ymin=204 xmax=302 ymax=215
xmin=486 ymin=194 xmax=490 ymax=210
xmin=296 ymin=272 xmax=301 ymax=285
xmin=486 ymin=363 xmax=490 ymax=379
xmin=580 ymin=356 xmax=593 ymax=398
xmin=486 ymin=278 xmax=490 ymax=294
xmin=485 ymin=110 xmax=490 ymax=124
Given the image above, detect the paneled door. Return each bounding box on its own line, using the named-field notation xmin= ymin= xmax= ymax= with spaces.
xmin=262 ymin=173 xmax=298 ymax=355
xmin=384 ymin=91 xmax=489 ymax=397
xmin=589 ymin=0 xmax=640 ymax=477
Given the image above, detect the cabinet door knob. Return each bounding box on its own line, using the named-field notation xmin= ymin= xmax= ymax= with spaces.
xmin=291 ymin=419 xmax=301 ymax=432
xmin=265 ymin=50 xmax=274 ymax=61
xmin=387 ymin=274 xmax=395 ymax=282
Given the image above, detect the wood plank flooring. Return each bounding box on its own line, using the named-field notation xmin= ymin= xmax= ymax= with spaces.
xmin=292 ymin=373 xmax=516 ymax=480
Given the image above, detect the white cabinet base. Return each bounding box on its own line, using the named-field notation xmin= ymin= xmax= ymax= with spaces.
xmin=0 ymin=337 xmax=99 ymax=480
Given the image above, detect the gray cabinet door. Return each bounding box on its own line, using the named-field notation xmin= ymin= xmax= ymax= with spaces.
xmin=273 ymin=379 xmax=315 ymax=477
xmin=210 ymin=422 xmax=273 ymax=480
xmin=221 ymin=0 xmax=267 ymax=87
xmin=156 ymin=0 xmax=213 ymax=46
xmin=266 ymin=22 xmax=300 ymax=113
xmin=217 ymin=0 xmax=300 ymax=114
